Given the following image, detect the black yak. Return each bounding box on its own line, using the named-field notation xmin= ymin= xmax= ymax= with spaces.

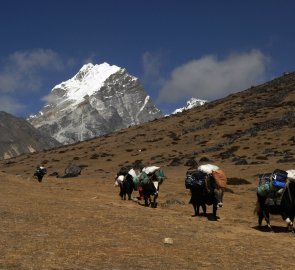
xmin=185 ymin=164 xmax=226 ymax=220
xmin=255 ymin=170 xmax=295 ymax=233
xmin=115 ymin=167 xmax=136 ymax=200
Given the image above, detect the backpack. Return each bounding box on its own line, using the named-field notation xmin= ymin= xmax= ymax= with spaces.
xmin=36 ymin=167 xmax=47 ymax=175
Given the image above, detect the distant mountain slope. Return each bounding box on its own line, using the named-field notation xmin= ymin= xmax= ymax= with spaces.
xmin=28 ymin=63 xmax=163 ymax=144
xmin=2 ymin=71 xmax=295 ymax=175
xmin=0 ymin=111 xmax=61 ymax=159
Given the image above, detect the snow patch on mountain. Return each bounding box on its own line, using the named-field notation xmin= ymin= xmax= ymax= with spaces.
xmin=172 ymin=98 xmax=207 ymax=114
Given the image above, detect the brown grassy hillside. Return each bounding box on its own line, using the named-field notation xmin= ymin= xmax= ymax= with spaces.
xmin=0 ymin=72 xmax=295 ymax=269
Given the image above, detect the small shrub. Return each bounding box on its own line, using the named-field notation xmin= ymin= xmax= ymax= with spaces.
xmin=199 ymin=157 xmax=212 ymax=163
xmin=227 ymin=177 xmax=251 ymax=185
xmin=255 ymin=156 xmax=268 ymax=160
xmin=90 ymin=154 xmax=100 ymax=159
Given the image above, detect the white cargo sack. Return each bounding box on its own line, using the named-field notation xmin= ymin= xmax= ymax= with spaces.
xmin=198 ymin=164 xmax=219 ymax=174
xmin=142 ymin=166 xmax=160 ymax=175
xmin=128 ymin=168 xmax=137 ymax=178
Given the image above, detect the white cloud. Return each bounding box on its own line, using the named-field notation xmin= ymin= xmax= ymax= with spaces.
xmin=41 ymin=93 xmax=60 ymax=104
xmin=0 ymin=95 xmax=26 ymax=115
xmin=82 ymin=53 xmax=98 ymax=65
xmin=0 ymin=49 xmax=71 ymax=93
xmin=157 ymin=50 xmax=270 ymax=104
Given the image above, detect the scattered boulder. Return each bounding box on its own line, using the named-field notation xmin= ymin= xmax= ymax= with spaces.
xmin=62 ymin=163 xmax=82 ymax=178
xmin=48 ymin=171 xmax=59 ymax=178
xmin=184 ymin=158 xmax=198 ymax=168
xmin=227 ymin=177 xmax=251 ymax=185
xmin=199 ymin=156 xmax=212 ymax=163
xmin=164 ymin=238 xmax=173 ymax=245
xmin=168 ymin=157 xmax=182 ymax=166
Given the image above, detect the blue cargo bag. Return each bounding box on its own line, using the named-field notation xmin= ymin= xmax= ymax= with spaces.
xmin=272 ymin=169 xmax=288 ymax=188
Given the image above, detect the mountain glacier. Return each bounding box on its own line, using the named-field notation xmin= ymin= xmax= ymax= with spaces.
xmin=28 ymin=63 xmax=163 ymax=144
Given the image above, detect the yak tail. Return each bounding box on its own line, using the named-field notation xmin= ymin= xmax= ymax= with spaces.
xmin=253 ymin=201 xmax=261 ymax=215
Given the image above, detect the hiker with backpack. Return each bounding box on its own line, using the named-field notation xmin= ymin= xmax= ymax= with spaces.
xmin=34 ymin=165 xmax=47 ymax=182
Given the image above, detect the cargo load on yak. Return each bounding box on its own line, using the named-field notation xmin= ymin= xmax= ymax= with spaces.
xmin=197 ymin=164 xmax=227 ymax=189
xmin=257 ymin=169 xmax=288 ymax=198
xmin=212 ymin=169 xmax=227 ymax=189
xmin=136 ymin=166 xmax=166 ymax=200
xmin=272 ymin=169 xmax=288 ymax=188
xmin=115 ymin=167 xmax=137 ymax=186
xmin=138 ymin=171 xmax=150 ymax=186
xmin=141 ymin=166 xmax=166 ymax=185
xmin=185 ymin=169 xmax=207 ymax=189
xmin=185 ymin=164 xmax=227 ymax=190
xmin=287 ymin=170 xmax=295 ymax=180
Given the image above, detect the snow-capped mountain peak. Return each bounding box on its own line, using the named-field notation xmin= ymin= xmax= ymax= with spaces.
xmin=52 ymin=62 xmax=121 ymax=106
xmin=29 ymin=62 xmax=163 ymax=144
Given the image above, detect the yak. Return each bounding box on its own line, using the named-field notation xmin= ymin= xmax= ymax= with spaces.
xmin=115 ymin=166 xmax=136 ymax=200
xmin=255 ymin=170 xmax=295 ymax=233
xmin=188 ymin=173 xmax=223 ymax=220
xmin=120 ymin=173 xmax=136 ymax=200
xmin=137 ymin=167 xmax=166 ymax=208
xmin=185 ymin=166 xmax=225 ymax=220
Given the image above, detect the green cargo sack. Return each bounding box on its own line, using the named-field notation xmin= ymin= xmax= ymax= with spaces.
xmin=257 ymin=182 xmax=273 ymax=197
xmin=155 ymin=169 xmax=166 ymax=185
xmin=138 ymin=172 xmax=150 ymax=186
xmin=132 ymin=175 xmax=139 ymax=190
xmin=257 ymin=173 xmax=277 ymax=197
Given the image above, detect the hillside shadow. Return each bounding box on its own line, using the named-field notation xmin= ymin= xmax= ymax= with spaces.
xmin=252 ymin=225 xmax=291 ymax=233
xmin=207 ymin=214 xmax=220 ymax=221
xmin=192 ymin=213 xmax=220 ymax=221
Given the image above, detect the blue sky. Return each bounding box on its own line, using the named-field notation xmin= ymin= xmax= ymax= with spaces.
xmin=0 ymin=0 xmax=294 ymax=117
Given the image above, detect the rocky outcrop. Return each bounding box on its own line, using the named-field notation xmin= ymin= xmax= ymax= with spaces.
xmin=0 ymin=111 xmax=60 ymax=159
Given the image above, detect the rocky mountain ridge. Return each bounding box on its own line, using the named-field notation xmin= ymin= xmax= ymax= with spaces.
xmin=0 ymin=111 xmax=60 ymax=159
